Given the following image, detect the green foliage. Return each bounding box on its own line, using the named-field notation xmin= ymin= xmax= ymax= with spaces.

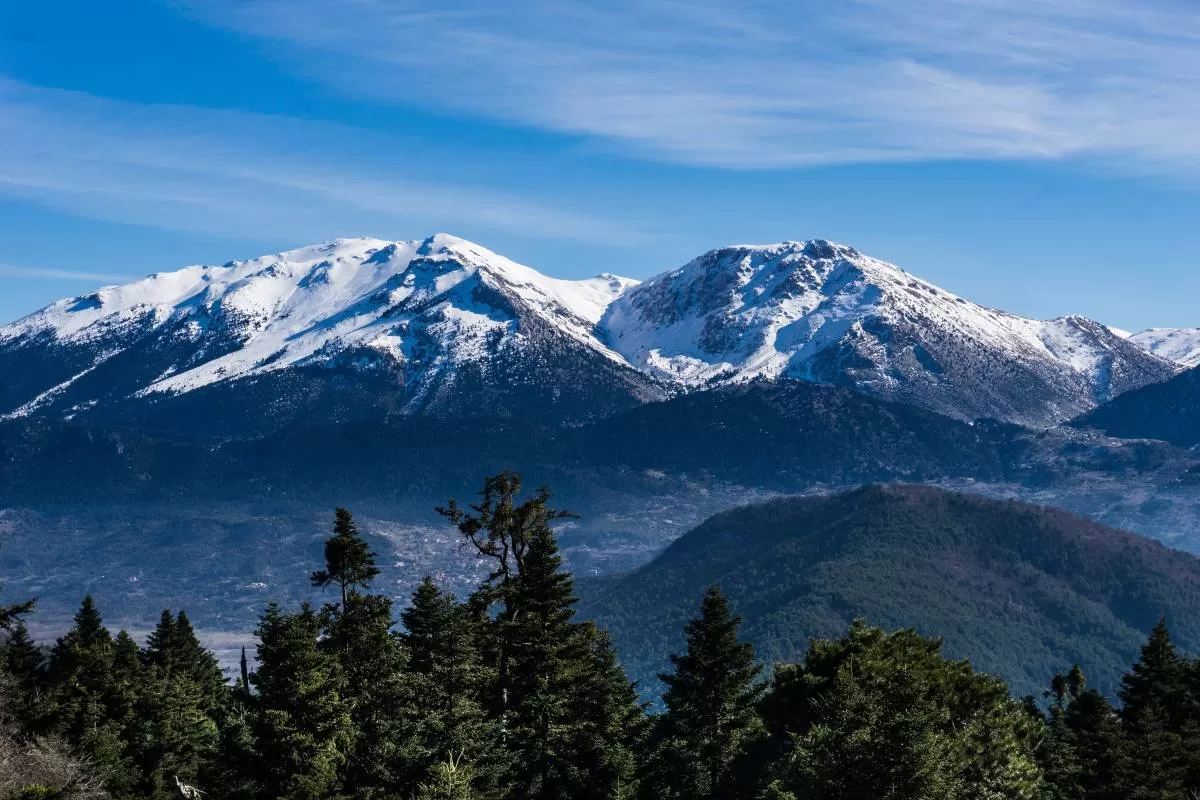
xmin=250 ymin=603 xmax=355 ymax=800
xmin=642 ymin=586 xmax=763 ymax=800
xmin=398 ymin=578 xmax=499 ymax=797
xmin=12 ymin=476 xmax=1200 ymax=800
xmin=415 ymin=752 xmax=475 ymax=800
xmin=311 ymin=507 xmax=381 ymax=611
xmin=581 ymin=485 xmax=1200 ymax=698
xmin=758 ymin=622 xmax=1043 ymax=800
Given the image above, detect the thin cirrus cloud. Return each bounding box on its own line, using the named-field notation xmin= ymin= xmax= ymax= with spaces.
xmin=178 ymin=0 xmax=1200 ymax=172
xmin=0 ymin=78 xmax=644 ymax=247
xmin=0 ymin=265 xmax=132 ymax=283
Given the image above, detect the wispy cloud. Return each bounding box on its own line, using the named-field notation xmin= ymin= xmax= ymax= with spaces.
xmin=0 ymin=78 xmax=644 ymax=245
xmin=178 ymin=0 xmax=1200 ymax=171
xmin=0 ymin=264 xmax=131 ymax=282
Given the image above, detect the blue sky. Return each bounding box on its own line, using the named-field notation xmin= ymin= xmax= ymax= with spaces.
xmin=2 ymin=0 xmax=1199 ymax=330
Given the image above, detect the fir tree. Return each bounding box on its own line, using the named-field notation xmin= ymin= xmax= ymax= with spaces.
xmin=130 ymin=671 xmax=220 ymax=800
xmin=42 ymin=597 xmax=141 ymax=796
xmin=1119 ymin=618 xmax=1187 ymax=725
xmin=644 ymin=586 xmax=763 ymax=800
xmin=1113 ymin=619 xmax=1190 ymax=797
xmin=131 ymin=610 xmax=225 ymax=799
xmin=437 ymin=474 xmax=640 ymax=800
xmin=0 ymin=544 xmax=34 ymax=633
xmin=249 ymin=603 xmax=355 ymax=800
xmin=437 ymin=473 xmax=574 ymax=724
xmin=312 ymin=508 xmax=407 ymax=799
xmin=398 ymin=578 xmax=498 ymax=797
xmin=2 ymin=620 xmax=44 ymax=720
xmin=415 ymin=752 xmax=475 ymax=800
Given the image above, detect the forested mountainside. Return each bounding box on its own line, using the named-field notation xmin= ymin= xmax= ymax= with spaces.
xmin=581 ymin=484 xmax=1200 ymax=698
xmin=1074 ymin=363 xmax=1200 ymax=448
xmin=4 ymin=475 xmax=1200 ymax=800
xmin=0 ymin=382 xmax=1008 ymax=508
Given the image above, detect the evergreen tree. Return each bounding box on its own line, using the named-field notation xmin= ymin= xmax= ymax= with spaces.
xmin=398 ymin=578 xmax=498 ymax=797
xmin=239 ymin=646 xmax=251 ymax=697
xmin=0 ymin=546 xmax=34 ymax=633
xmin=42 ymin=597 xmax=141 ymax=797
xmin=311 ymin=508 xmax=380 ymax=612
xmin=130 ymin=670 xmax=220 ymax=800
xmin=2 ymin=620 xmax=45 ymax=723
xmin=312 ymin=508 xmax=408 ymax=799
xmin=643 ymin=586 xmax=763 ymax=800
xmin=1113 ymin=620 xmax=1190 ymax=797
xmin=249 ymin=603 xmax=354 ymax=800
xmin=437 ymin=473 xmax=574 ymax=724
xmin=1119 ymin=618 xmax=1188 ymax=725
xmin=132 ymin=609 xmax=225 ymax=799
xmin=416 ymin=752 xmax=475 ymax=800
xmin=438 ymin=474 xmax=641 ymax=800
xmin=758 ymin=621 xmax=1043 ymax=800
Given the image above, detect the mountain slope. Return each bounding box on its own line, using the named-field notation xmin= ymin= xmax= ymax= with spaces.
xmin=0 ymin=235 xmax=662 ymax=429
xmin=1128 ymin=328 xmax=1200 ymax=368
xmin=581 ymin=485 xmax=1200 ymax=697
xmin=1074 ymin=364 xmax=1200 ymax=448
xmin=0 ymin=235 xmax=1178 ymax=431
xmin=601 ymin=241 xmax=1176 ymax=426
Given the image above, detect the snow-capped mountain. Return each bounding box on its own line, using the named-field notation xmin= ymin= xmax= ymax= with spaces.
xmin=0 ymin=234 xmax=662 ymax=429
xmin=600 ymin=240 xmax=1178 ymax=426
xmin=0 ymin=235 xmax=1180 ymax=431
xmin=1127 ymin=328 xmax=1200 ymax=369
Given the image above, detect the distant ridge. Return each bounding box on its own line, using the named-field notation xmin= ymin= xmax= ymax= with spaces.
xmin=581 ymin=484 xmax=1200 ymax=697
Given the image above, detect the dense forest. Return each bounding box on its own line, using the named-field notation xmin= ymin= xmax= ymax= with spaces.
xmin=582 ymin=485 xmax=1200 ymax=698
xmin=3 ymin=473 xmax=1200 ymax=799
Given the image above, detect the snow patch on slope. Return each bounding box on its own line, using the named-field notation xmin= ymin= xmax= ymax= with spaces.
xmin=1128 ymin=328 xmax=1200 ymax=368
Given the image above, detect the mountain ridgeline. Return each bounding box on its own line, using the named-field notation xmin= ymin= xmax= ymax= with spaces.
xmin=0 ymin=234 xmax=1185 ymax=435
xmin=581 ymin=484 xmax=1200 ymax=698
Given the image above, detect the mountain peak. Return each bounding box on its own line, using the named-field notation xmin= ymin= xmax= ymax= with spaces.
xmin=599 ymin=237 xmax=1176 ymax=425
xmin=0 ymin=234 xmax=1180 ymax=429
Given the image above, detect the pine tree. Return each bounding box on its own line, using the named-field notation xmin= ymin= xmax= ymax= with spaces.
xmin=249 ymin=603 xmax=354 ymax=800
xmin=311 ymin=508 xmax=380 ymax=612
xmin=643 ymin=586 xmax=763 ymax=800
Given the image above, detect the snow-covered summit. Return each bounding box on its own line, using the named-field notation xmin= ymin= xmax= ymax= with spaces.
xmin=599 ymin=240 xmax=1177 ymax=426
xmin=0 ymin=235 xmax=1180 ymax=429
xmin=0 ymin=234 xmax=655 ymax=423
xmin=1127 ymin=328 xmax=1200 ymax=369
